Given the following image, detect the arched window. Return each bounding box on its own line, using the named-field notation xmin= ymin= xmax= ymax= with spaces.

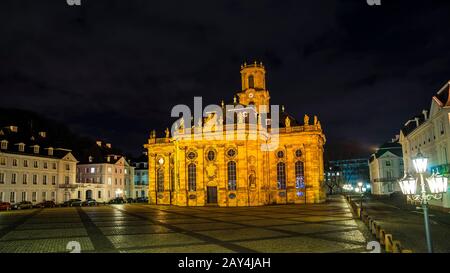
xmin=248 ymin=75 xmax=254 ymax=88
xmin=188 ymin=163 xmax=196 ymax=191
xmin=227 ymin=161 xmax=237 ymax=190
xmin=277 ymin=162 xmax=286 ymax=190
xmin=157 ymin=168 xmax=164 ymax=192
xmin=295 ymin=161 xmax=305 ymax=189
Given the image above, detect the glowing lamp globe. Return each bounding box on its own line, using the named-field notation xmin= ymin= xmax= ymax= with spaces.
xmin=357 ymin=182 xmax=363 ymax=188
xmin=426 ymin=172 xmax=448 ymax=194
xmin=412 ymin=152 xmax=428 ymax=174
xmin=398 ymin=173 xmax=417 ymax=195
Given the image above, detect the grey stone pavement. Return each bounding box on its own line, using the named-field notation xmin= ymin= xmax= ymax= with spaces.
xmin=353 ymin=194 xmax=450 ymax=253
xmin=0 ymin=195 xmax=371 ymax=253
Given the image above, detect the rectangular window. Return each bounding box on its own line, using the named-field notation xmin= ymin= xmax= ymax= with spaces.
xmin=42 ymin=192 xmax=47 ymax=201
xmin=0 ymin=173 xmax=4 ymax=184
xmin=52 ymin=176 xmax=56 ymax=185
xmin=385 ymin=161 xmax=391 ymax=167
xmin=107 ymin=177 xmax=112 ymax=185
xmin=10 ymin=192 xmax=15 ymax=203
xmin=65 ymin=176 xmax=69 ymax=184
xmin=11 ymin=173 xmax=17 ymax=184
xmin=0 ymin=157 xmax=6 ymax=166
xmin=33 ymin=174 xmax=38 ymax=185
xmin=98 ymin=191 xmax=102 ymax=199
xmin=52 ymin=163 xmax=57 ymax=169
xmin=51 ymin=192 xmax=56 ymax=201
xmin=12 ymin=159 xmax=17 ymax=166
xmin=43 ymin=175 xmax=47 ymax=185
xmin=0 ymin=192 xmax=3 ymax=202
xmin=90 ymin=167 xmax=95 ymax=174
xmin=32 ymin=192 xmax=37 ymax=202
xmin=43 ymin=162 xmax=48 ymax=169
xmin=34 ymin=161 xmax=38 ymax=168
xmin=21 ymin=192 xmax=27 ymax=202
xmin=23 ymin=174 xmax=27 ymax=184
xmin=23 ymin=160 xmax=28 ymax=167
xmin=66 ymin=164 xmax=70 ymax=171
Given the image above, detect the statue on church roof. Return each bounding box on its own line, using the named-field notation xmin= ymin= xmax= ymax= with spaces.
xmin=285 ymin=116 xmax=291 ymax=128
xmin=304 ymin=114 xmax=310 ymax=126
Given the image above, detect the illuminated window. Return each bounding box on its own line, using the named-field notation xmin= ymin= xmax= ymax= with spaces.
xmin=0 ymin=157 xmax=5 ymax=166
xmin=157 ymin=168 xmax=164 ymax=192
xmin=188 ymin=163 xmax=196 ymax=191
xmin=295 ymin=161 xmax=305 ymax=189
xmin=22 ymin=174 xmax=27 ymax=184
xmin=0 ymin=141 xmax=7 ymax=150
xmin=18 ymin=143 xmax=25 ymax=152
xmin=277 ymin=162 xmax=286 ymax=190
xmin=33 ymin=146 xmax=39 ymax=154
xmin=11 ymin=173 xmax=17 ymax=184
xmin=227 ymin=161 xmax=237 ymax=190
xmin=90 ymin=167 xmax=95 ymax=174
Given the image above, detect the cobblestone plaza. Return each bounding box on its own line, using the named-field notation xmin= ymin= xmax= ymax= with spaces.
xmin=0 ymin=196 xmax=369 ymax=253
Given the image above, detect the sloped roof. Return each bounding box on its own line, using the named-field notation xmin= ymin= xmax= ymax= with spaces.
xmin=369 ymin=141 xmax=403 ymax=162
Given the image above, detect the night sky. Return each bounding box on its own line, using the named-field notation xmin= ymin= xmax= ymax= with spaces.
xmin=1 ymin=0 xmax=450 ymax=159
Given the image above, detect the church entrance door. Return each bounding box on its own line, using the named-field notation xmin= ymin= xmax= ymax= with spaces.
xmin=207 ymin=186 xmax=218 ymax=204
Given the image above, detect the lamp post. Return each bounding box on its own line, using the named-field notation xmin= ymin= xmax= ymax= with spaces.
xmin=357 ymin=181 xmax=363 ymax=218
xmin=398 ymin=151 xmax=448 ymax=253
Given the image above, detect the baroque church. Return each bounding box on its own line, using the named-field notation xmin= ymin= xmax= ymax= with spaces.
xmin=145 ymin=62 xmax=326 ymax=206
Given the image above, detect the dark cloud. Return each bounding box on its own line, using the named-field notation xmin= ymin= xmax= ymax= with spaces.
xmin=1 ymin=0 xmax=450 ymax=158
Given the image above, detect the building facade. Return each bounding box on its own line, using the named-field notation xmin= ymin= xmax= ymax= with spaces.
xmin=328 ymin=158 xmax=370 ymax=188
xmin=145 ymin=63 xmax=326 ymax=206
xmin=369 ymin=140 xmax=404 ymax=195
xmin=0 ymin=126 xmax=77 ymax=204
xmin=132 ymin=152 xmax=149 ymax=199
xmin=399 ymin=81 xmax=450 ymax=209
xmin=76 ymin=142 xmax=135 ymax=202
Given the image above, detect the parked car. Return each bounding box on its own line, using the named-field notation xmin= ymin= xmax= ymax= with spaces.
xmin=34 ymin=200 xmax=56 ymax=208
xmin=109 ymin=197 xmax=126 ymax=204
xmin=126 ymin=197 xmax=135 ymax=203
xmin=63 ymin=199 xmax=82 ymax=207
xmin=11 ymin=201 xmax=33 ymax=210
xmin=82 ymin=198 xmax=97 ymax=206
xmin=135 ymin=197 xmax=148 ymax=203
xmin=0 ymin=202 xmax=11 ymax=211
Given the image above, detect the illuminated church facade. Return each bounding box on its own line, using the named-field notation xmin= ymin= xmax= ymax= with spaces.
xmin=145 ymin=63 xmax=326 ymax=206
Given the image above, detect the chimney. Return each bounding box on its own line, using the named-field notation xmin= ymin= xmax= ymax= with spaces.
xmin=96 ymin=140 xmax=102 ymax=147
xmin=414 ymin=117 xmax=420 ymax=127
xmin=105 ymin=143 xmax=111 ymax=149
xmin=106 ymin=156 xmax=110 ymax=163
xmin=422 ymin=110 xmax=428 ymax=121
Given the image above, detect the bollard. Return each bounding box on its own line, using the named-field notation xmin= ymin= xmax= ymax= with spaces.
xmin=379 ymin=229 xmax=386 ymax=246
xmin=385 ymin=234 xmax=393 ymax=253
xmin=393 ymin=240 xmax=402 ymax=253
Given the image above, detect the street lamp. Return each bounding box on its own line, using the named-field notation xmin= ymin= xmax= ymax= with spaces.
xmin=398 ymin=151 xmax=448 ymax=253
xmin=357 ymin=181 xmax=364 ymax=218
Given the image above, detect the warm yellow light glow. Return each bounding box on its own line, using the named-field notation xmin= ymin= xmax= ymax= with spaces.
xmin=398 ymin=174 xmax=417 ymax=195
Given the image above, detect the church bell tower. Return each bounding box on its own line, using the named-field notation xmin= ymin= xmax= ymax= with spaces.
xmin=237 ymin=61 xmax=270 ymax=112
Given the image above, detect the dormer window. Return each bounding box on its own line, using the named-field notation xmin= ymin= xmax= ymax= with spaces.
xmin=33 ymin=146 xmax=40 ymax=154
xmin=48 ymin=148 xmax=54 ymax=156
xmin=0 ymin=140 xmax=7 ymax=150
xmin=18 ymin=143 xmax=25 ymax=152
xmin=88 ymin=156 xmax=93 ymax=163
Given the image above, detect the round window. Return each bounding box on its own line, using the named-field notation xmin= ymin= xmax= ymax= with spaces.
xmin=207 ymin=150 xmax=216 ymax=161
xmin=277 ymin=151 xmax=284 ymax=158
xmin=187 ymin=152 xmax=197 ymax=160
xmin=295 ymin=149 xmax=302 ymax=157
xmin=227 ymin=148 xmax=236 ymax=158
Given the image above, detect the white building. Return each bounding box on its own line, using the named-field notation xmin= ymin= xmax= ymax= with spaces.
xmin=399 ymin=81 xmax=450 ymax=210
xmin=0 ymin=126 xmax=78 ymax=204
xmin=369 ymin=140 xmax=404 ymax=195
xmin=76 ymin=141 xmax=134 ymax=202
xmin=132 ymin=152 xmax=148 ymax=199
